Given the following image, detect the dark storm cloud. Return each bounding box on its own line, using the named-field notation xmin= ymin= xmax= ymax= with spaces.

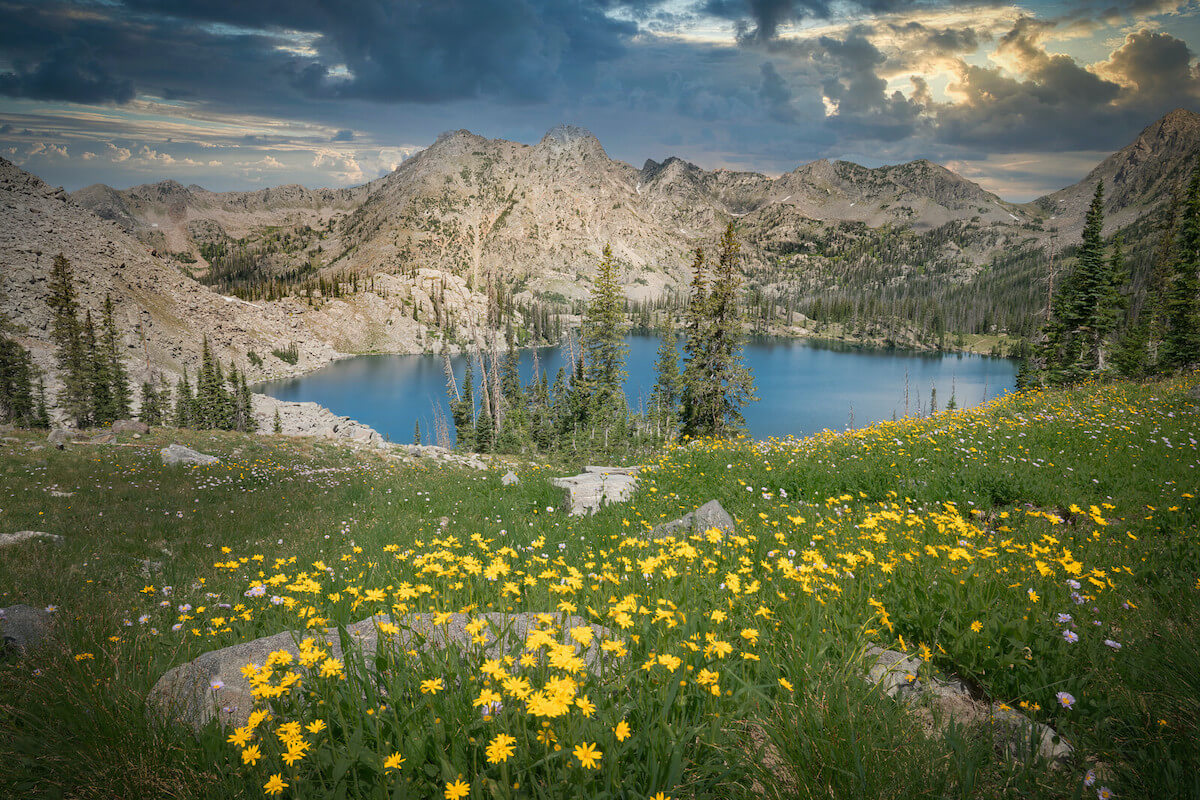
xmin=885 ymin=22 xmax=982 ymax=56
xmin=758 ymin=61 xmax=794 ymax=121
xmin=0 ymin=40 xmax=134 ymax=104
xmin=704 ymin=0 xmax=936 ymax=42
xmin=119 ymin=0 xmax=636 ymax=103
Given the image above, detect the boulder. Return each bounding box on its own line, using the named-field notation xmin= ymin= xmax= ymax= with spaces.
xmin=161 ymin=444 xmax=220 ymax=466
xmin=501 ymin=470 xmax=519 ymax=486
xmin=47 ymin=428 xmax=71 ymax=449
xmin=149 ymin=612 xmax=616 ymax=731
xmin=112 ymin=419 xmax=150 ymax=434
xmin=552 ymin=466 xmax=639 ymax=516
xmin=649 ymin=499 xmax=735 ymax=539
xmin=0 ymin=531 xmax=63 ymax=548
xmin=0 ymin=604 xmax=52 ymax=653
xmin=1189 ymin=384 xmax=1200 ymax=400
xmin=89 ymin=433 xmax=115 ymax=445
xmin=862 ymin=646 xmax=1071 ymax=767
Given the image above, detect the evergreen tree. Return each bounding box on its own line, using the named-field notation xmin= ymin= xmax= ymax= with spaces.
xmin=1114 ymin=189 xmax=1182 ymax=378
xmin=1162 ymin=162 xmax=1200 ymax=370
xmin=413 ymin=419 xmax=421 ymax=445
xmin=100 ymin=295 xmax=132 ymax=421
xmin=139 ymin=380 xmax=163 ymax=425
xmin=1037 ymin=183 xmax=1129 ymax=383
xmin=475 ymin=402 xmax=494 ymax=452
xmin=649 ymin=315 xmax=681 ymax=437
xmin=451 ymin=359 xmax=475 ymax=451
xmin=273 ymin=407 xmax=282 ymax=434
xmin=47 ymin=254 xmax=90 ymax=426
xmin=238 ymin=370 xmax=254 ymax=432
xmin=0 ymin=334 xmax=38 ymax=426
xmin=579 ymin=244 xmax=628 ymax=429
xmin=681 ymin=226 xmax=758 ymax=438
xmin=679 ymin=249 xmax=709 ymax=438
xmin=82 ymin=310 xmax=110 ymax=426
xmin=173 ymin=368 xmax=194 ymax=427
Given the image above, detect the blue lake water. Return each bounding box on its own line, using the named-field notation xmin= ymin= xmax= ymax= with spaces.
xmin=256 ymin=336 xmax=1017 ymax=443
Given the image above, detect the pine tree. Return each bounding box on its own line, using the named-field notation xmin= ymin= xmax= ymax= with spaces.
xmin=1162 ymin=161 xmax=1200 ymax=370
xmin=173 ymin=368 xmax=194 ymax=428
xmin=238 ymin=371 xmax=254 ymax=432
xmin=273 ymin=407 xmax=282 ymax=434
xmin=580 ymin=244 xmax=628 ymax=430
xmin=82 ymin=310 xmax=110 ymax=426
xmin=451 ymin=358 xmax=475 ymax=451
xmin=681 ymin=226 xmax=757 ymax=438
xmin=679 ymin=249 xmax=709 ymax=438
xmin=1038 ymin=183 xmax=1128 ymax=384
xmin=649 ymin=315 xmax=681 ymax=437
xmin=0 ymin=334 xmax=37 ymax=426
xmin=413 ymin=419 xmax=421 ymax=445
xmin=47 ymin=254 xmax=90 ymax=426
xmin=139 ymin=381 xmax=163 ymax=425
xmin=100 ymin=295 xmax=132 ymax=421
xmin=704 ymin=224 xmax=758 ymax=436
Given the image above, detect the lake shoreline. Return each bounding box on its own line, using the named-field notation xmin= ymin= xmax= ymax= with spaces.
xmin=256 ymin=334 xmax=1018 ymax=445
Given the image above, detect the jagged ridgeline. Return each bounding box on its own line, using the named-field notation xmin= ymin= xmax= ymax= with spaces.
xmin=66 ymin=112 xmax=1200 ymax=355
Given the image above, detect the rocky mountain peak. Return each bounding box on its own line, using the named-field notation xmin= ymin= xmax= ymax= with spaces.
xmin=535 ymin=124 xmax=607 ymax=160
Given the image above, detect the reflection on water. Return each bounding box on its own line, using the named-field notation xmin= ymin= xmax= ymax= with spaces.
xmin=255 ymin=335 xmax=1017 ymax=444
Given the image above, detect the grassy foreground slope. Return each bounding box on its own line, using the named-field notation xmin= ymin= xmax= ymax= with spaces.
xmin=0 ymin=377 xmax=1197 ymax=800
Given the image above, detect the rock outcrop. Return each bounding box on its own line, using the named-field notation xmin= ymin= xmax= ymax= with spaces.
xmin=0 ymin=531 xmax=63 ymax=548
xmin=0 ymin=605 xmax=52 ymax=653
xmin=649 ymin=499 xmax=735 ymax=539
xmin=862 ymin=646 xmax=1072 ymax=766
xmin=149 ymin=612 xmax=615 ymax=731
xmin=552 ymin=466 xmax=639 ymax=515
xmin=160 ymin=444 xmax=220 ymax=466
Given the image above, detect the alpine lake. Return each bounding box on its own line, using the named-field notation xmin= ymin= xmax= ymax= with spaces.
xmin=256 ymin=335 xmax=1017 ymax=445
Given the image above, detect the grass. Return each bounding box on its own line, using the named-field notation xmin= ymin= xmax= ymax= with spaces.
xmin=0 ymin=375 xmax=1197 ymax=800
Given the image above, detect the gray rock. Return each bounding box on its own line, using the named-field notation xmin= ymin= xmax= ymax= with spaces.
xmin=0 ymin=531 xmax=63 ymax=548
xmin=991 ymin=704 xmax=1074 ymax=766
xmin=862 ymin=646 xmax=1072 ymax=766
xmin=552 ymin=466 xmax=639 ymax=515
xmin=864 ymin=645 xmax=926 ymax=701
xmin=650 ymin=499 xmax=735 ymax=539
xmin=501 ymin=470 xmax=519 ymax=486
xmin=1189 ymin=384 xmax=1200 ymax=400
xmin=47 ymin=428 xmax=71 ymax=449
xmin=112 ymin=419 xmax=150 ymax=434
xmin=161 ymin=444 xmax=220 ymax=466
xmin=89 ymin=432 xmax=115 ymax=445
xmin=0 ymin=604 xmax=52 ymax=653
xmin=149 ymin=612 xmax=617 ymax=731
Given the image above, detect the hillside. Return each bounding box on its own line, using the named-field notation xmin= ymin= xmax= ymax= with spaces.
xmin=1035 ymin=108 xmax=1200 ymax=234
xmin=73 ymin=123 xmax=1041 ymax=307
xmin=0 ymin=108 xmax=1192 ymax=405
xmin=0 ymin=157 xmax=494 ymax=403
xmin=0 ymin=377 xmax=1196 ymax=799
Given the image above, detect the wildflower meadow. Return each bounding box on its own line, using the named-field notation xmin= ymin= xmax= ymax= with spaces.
xmin=1 ymin=377 xmax=1197 ymax=799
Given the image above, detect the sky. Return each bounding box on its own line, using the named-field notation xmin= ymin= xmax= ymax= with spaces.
xmin=0 ymin=1 xmax=1198 ymax=201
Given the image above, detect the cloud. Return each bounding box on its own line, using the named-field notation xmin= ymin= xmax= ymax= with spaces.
xmin=106 ymin=142 xmax=132 ymax=162
xmin=0 ymin=40 xmax=134 ymax=104
xmin=27 ymin=142 xmax=68 ymax=158
xmin=705 ymin=0 xmax=940 ymax=42
xmin=119 ymin=0 xmax=637 ymax=104
xmin=1093 ymin=28 xmax=1200 ymax=105
xmin=758 ymin=61 xmax=795 ymax=121
xmin=331 ymin=128 xmax=355 ymax=142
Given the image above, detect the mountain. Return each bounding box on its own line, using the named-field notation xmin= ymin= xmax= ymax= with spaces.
xmin=1035 ymin=108 xmax=1200 ymax=234
xmin=72 ymin=123 xmax=1038 ymax=305
xmin=1 ymin=107 xmax=1190 ymax=402
xmin=0 ymin=157 xmax=491 ymax=399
